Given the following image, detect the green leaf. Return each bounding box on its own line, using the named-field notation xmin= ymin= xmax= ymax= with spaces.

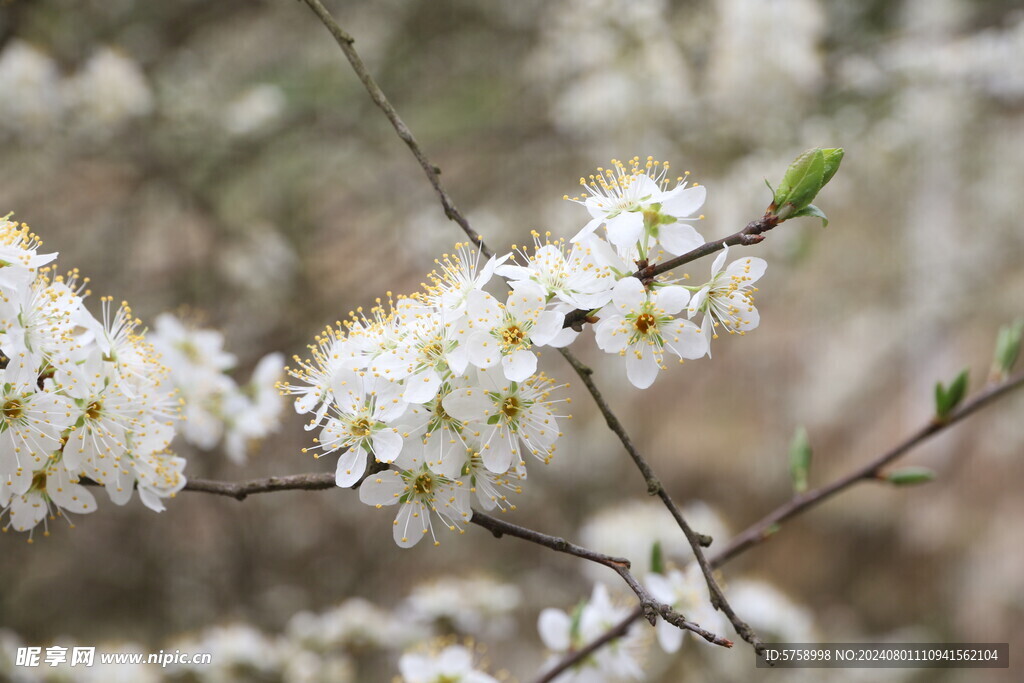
xmin=992 ymin=319 xmax=1023 ymax=378
xmin=650 ymin=541 xmax=664 ymax=575
xmin=885 ymin=466 xmax=936 ymax=486
xmin=486 ymin=414 xmax=501 ymax=425
xmin=776 ymin=148 xmax=825 ymax=211
xmin=790 ymin=203 xmax=829 ymax=227
xmin=820 ymin=148 xmax=845 ymax=187
xmin=934 ymin=369 xmax=969 ymax=420
xmin=789 ymin=426 xmax=812 ymax=493
xmin=570 ymin=602 xmax=585 ymax=643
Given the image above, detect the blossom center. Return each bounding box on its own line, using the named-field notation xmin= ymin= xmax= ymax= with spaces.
xmin=501 ymin=396 xmax=521 ymax=420
xmin=422 ymin=340 xmax=445 ymax=360
xmin=412 ymin=471 xmax=434 ymax=495
xmin=499 ymin=324 xmax=528 ymax=351
xmin=633 ymin=313 xmax=657 ymax=335
xmin=352 ymin=417 xmax=373 ymax=437
xmin=86 ymin=400 xmax=103 ymax=421
xmin=2 ymin=398 xmax=24 ymax=420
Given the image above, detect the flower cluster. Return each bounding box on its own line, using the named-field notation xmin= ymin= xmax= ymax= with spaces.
xmin=0 ymin=218 xmax=184 ymax=538
xmin=285 ymin=158 xmax=767 ymax=546
xmin=148 ymin=313 xmax=286 ymax=464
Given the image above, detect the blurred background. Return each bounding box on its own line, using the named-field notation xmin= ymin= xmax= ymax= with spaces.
xmin=1 ymin=0 xmax=1022 ymax=681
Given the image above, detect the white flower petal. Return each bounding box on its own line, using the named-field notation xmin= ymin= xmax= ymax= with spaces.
xmin=660 ymin=184 xmax=706 ymax=218
xmin=663 ymin=319 xmax=709 ymax=360
xmin=545 ymin=326 xmax=579 ymax=348
xmin=46 ymin=477 xmax=97 ymax=514
xmin=657 ymin=221 xmax=705 ymax=256
xmin=571 ymin=216 xmax=605 ymax=243
xmin=402 ymin=369 xmax=441 ymax=405
xmin=626 ymin=349 xmax=660 ymax=389
xmin=502 ymin=349 xmax=537 ymax=383
xmin=481 ymin=431 xmax=514 ymax=473
xmin=442 ymin=389 xmax=492 ymax=422
xmin=359 ymin=470 xmax=405 ymax=507
xmin=538 ymin=609 xmax=572 ymax=651
xmin=594 ymin=317 xmax=628 ymax=353
xmin=371 ymin=429 xmax=403 ymax=463
xmin=335 ymin=447 xmax=368 ymax=488
xmin=393 ymin=501 xmax=429 ymax=548
xmin=466 ymin=331 xmax=500 ymax=369
xmin=605 ymin=211 xmax=644 ymax=249
xmin=655 ymin=285 xmax=690 ymax=315
xmin=612 ymin=277 xmax=645 ymax=313
xmin=530 ymin=310 xmax=565 ymax=347
xmin=657 ymin=619 xmax=685 ymax=653
xmin=725 ymin=256 xmax=768 ymax=283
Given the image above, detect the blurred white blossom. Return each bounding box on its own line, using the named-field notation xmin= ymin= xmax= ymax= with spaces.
xmin=223 ymin=83 xmax=287 ymax=136
xmin=0 ymin=40 xmax=63 ymax=138
xmin=63 ymin=47 xmax=153 ymax=135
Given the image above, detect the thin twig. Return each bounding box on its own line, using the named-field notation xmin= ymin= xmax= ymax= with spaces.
xmin=710 ymin=369 xmax=1024 ymax=567
xmin=640 ymin=212 xmax=780 ymax=280
xmin=299 ymin=0 xmax=489 ymax=256
xmin=558 ymin=348 xmax=764 ymax=654
xmin=471 ymin=511 xmax=732 ymax=647
xmin=469 ymin=509 xmax=632 ymax=570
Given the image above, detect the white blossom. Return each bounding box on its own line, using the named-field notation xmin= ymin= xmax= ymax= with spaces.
xmin=645 ymin=565 xmax=723 ymax=653
xmin=358 ymin=448 xmax=471 ymax=548
xmin=63 ymin=47 xmax=153 ymax=134
xmin=406 ymin=575 xmax=523 ymax=639
xmin=570 ymin=156 xmax=706 ymax=258
xmin=463 ymin=281 xmax=566 ymax=382
xmin=315 ymin=369 xmax=408 ymax=487
xmin=398 ymin=644 xmax=498 ymax=683
xmin=497 ymin=232 xmax=615 ymax=313
xmin=443 ymin=368 xmax=567 ymax=475
xmin=0 ymin=41 xmax=62 ymax=138
xmin=538 ymin=584 xmax=644 ymax=682
xmin=593 ymin=278 xmax=707 ymax=388
xmin=687 ymin=246 xmax=766 ymax=354
xmin=223 ymin=84 xmax=287 ymax=136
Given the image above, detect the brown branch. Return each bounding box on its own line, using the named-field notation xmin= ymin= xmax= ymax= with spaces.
xmin=639 ymin=212 xmax=780 ymax=281
xmin=558 ymin=349 xmax=764 ymax=655
xmin=709 ymin=369 xmax=1024 ymax=567
xmin=184 ymin=472 xmax=334 ymax=500
xmin=299 ymin=0 xmax=489 ymax=256
xmin=170 ymin=476 xmax=733 ymax=649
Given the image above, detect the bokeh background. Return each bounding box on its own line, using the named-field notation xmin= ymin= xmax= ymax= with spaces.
xmin=1 ymin=0 xmax=1023 ymax=681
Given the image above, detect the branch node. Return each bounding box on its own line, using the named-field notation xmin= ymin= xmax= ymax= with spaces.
xmin=697 ymin=533 xmax=713 ymax=548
